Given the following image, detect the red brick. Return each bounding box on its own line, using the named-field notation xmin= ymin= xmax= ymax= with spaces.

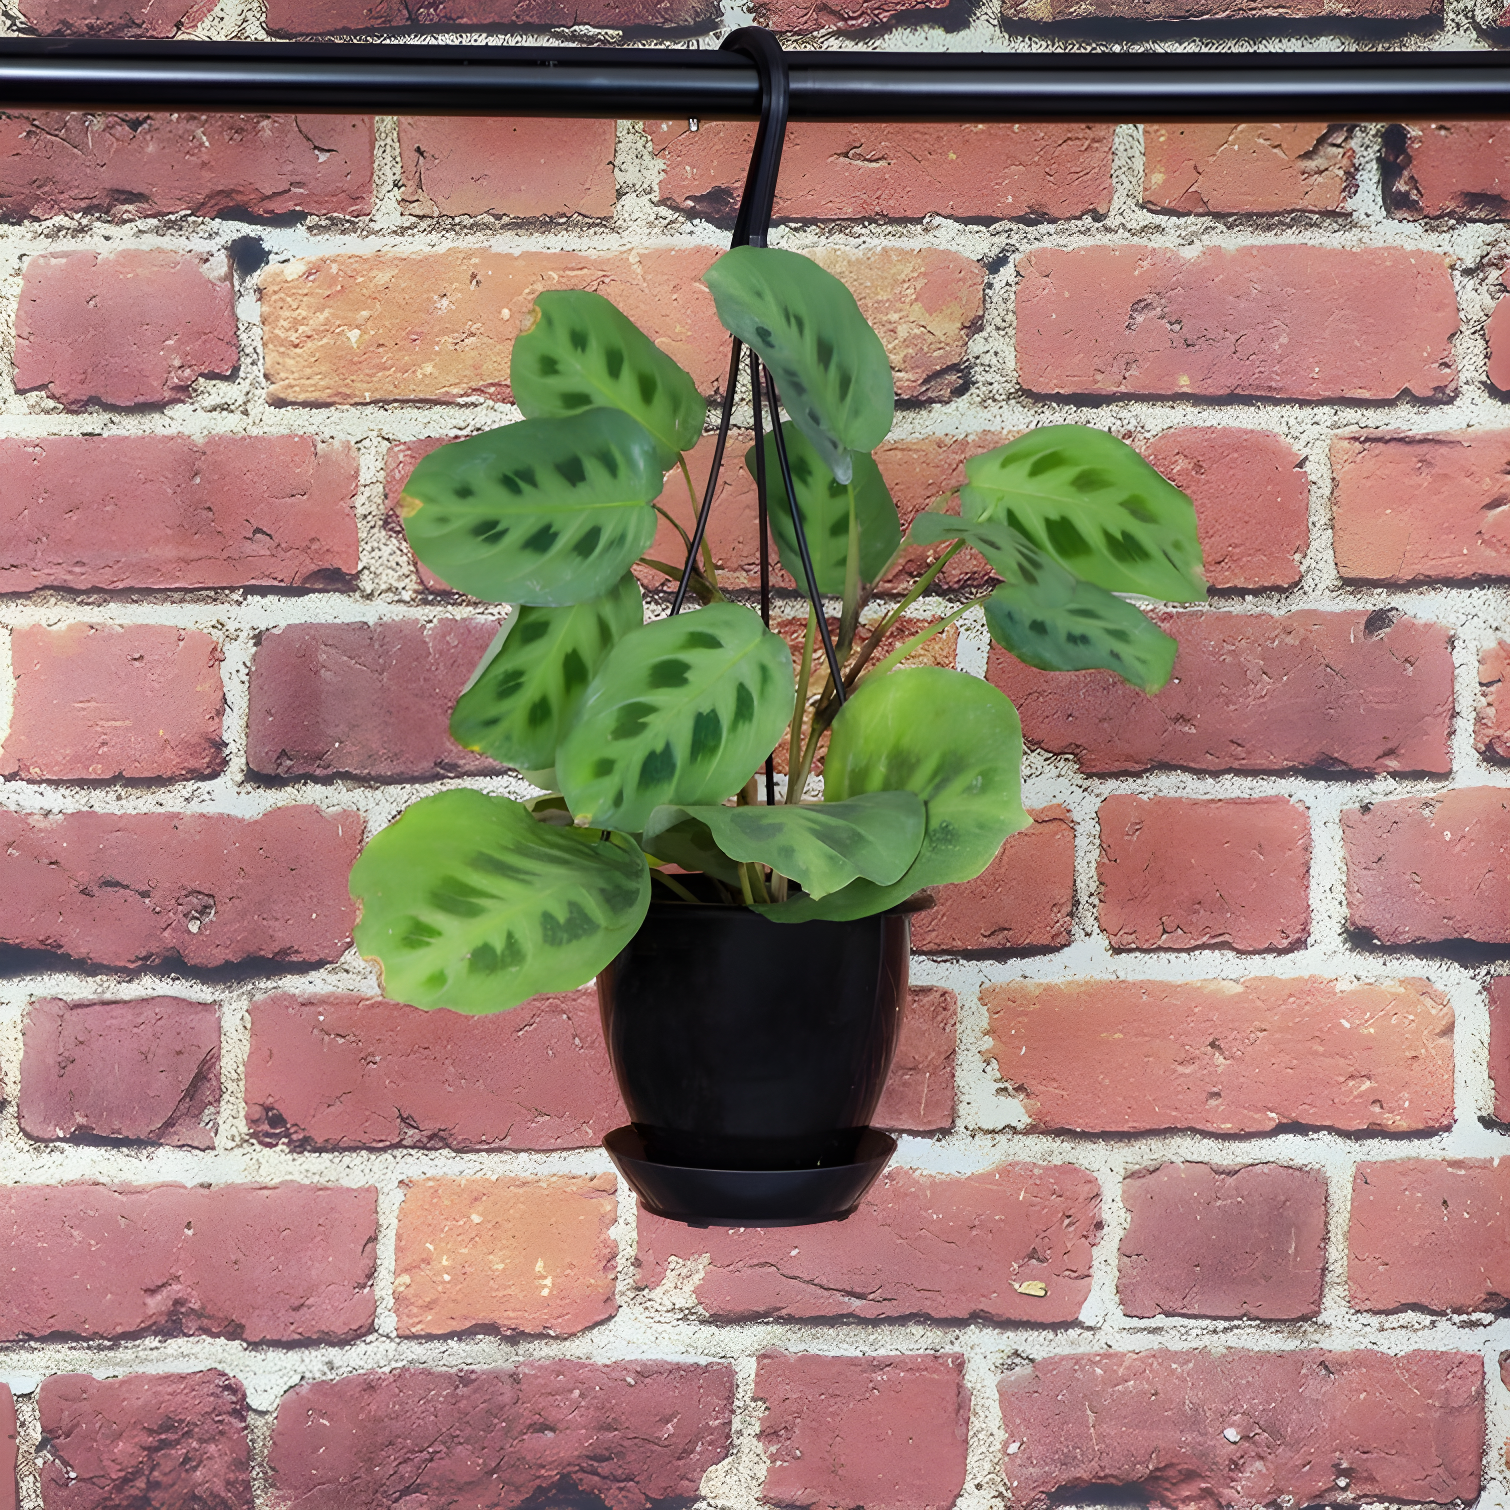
xmin=758 ymin=1352 xmax=967 ymax=1510
xmin=1119 ymin=1162 xmax=1326 ymax=1320
xmin=999 ymin=1350 xmax=1482 ymax=1510
xmin=639 ymin=1162 xmax=1097 ymax=1323
xmin=38 ymin=1371 xmax=251 ymax=1510
xmin=875 ymin=986 xmax=956 ymax=1132
xmin=0 ymin=806 xmax=360 ymax=970
xmin=1386 ymin=122 xmax=1510 ymax=217
xmin=0 ymin=113 xmax=372 ymax=221
xmin=1490 ymin=977 xmax=1510 ymax=1123
xmin=1344 ymin=788 xmax=1510 ymax=945
xmin=1016 ymin=245 xmax=1457 ymax=401
xmin=757 ymin=0 xmax=950 ymax=23
xmin=20 ymin=996 xmax=219 ymax=1149
xmin=268 ymin=0 xmax=718 ymax=31
xmin=1139 ymin=427 xmax=1307 ymax=591
xmin=1477 ymin=641 xmax=1510 ymax=761
xmin=268 ymin=1363 xmax=734 ymax=1510
xmin=1352 ymin=1159 xmax=1510 ymax=1313
xmin=247 ymin=619 xmax=500 ymax=780
xmin=385 ymin=436 xmax=461 ymax=591
xmin=18 ymin=0 xmax=213 ymax=34
xmin=0 ymin=1183 xmax=375 ymax=1342
xmin=0 ymin=434 xmax=358 ymax=592
xmin=2 ymin=624 xmax=224 ymax=781
xmin=1098 ymin=795 xmax=1310 ymax=953
xmin=15 ymin=250 xmax=237 ymax=410
xmin=1335 ymin=429 xmax=1510 ymax=583
xmin=983 ymin=975 xmax=1454 ymax=1135
xmin=400 ymin=117 xmax=615 ymax=218
xmin=911 ymin=804 xmax=1073 ymax=953
xmin=246 ymin=988 xmax=619 ymax=1150
xmin=1144 ymin=123 xmax=1353 ymax=214
xmin=1490 ymin=271 xmax=1510 ymax=392
xmin=0 ymin=1386 xmax=11 ymax=1510
xmin=989 ymin=610 xmax=1453 ymax=776
xmin=651 ymin=119 xmax=1113 ymax=222
xmin=395 ymin=1174 xmax=617 ymax=1337
xmin=1004 ymin=0 xmax=1436 ymax=15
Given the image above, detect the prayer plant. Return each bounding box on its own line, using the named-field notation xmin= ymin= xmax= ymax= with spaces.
xmin=350 ymin=246 xmax=1207 ymax=1014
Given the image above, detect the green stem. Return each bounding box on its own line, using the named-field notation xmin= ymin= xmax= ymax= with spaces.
xmin=845 ymin=540 xmax=967 ymax=685
xmin=858 ymin=487 xmax=961 ymax=614
xmin=865 ymin=596 xmax=985 ymax=680
xmin=838 ymin=479 xmax=862 ymax=656
xmin=677 ymin=453 xmax=719 ymax=586
xmin=653 ymin=870 xmax=701 ymax=904
xmin=636 ymin=557 xmax=723 ymax=604
xmin=785 ymin=605 xmax=817 ymax=805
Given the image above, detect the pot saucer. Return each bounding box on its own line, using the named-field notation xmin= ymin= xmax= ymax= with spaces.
xmin=603 ymin=1125 xmax=896 ymax=1228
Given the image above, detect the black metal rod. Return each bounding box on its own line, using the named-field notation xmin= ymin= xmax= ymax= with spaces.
xmin=669 ymin=337 xmax=742 ymax=618
xmin=4 ymin=38 xmax=1510 ymax=122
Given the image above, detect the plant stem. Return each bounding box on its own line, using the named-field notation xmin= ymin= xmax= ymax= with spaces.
xmin=864 ymin=596 xmax=985 ymax=680
xmin=653 ymin=870 xmax=701 ymax=904
xmin=785 ymin=605 xmax=817 ymax=804
xmin=844 ymin=541 xmax=967 ymax=686
xmin=677 ymin=453 xmax=719 ymax=585
xmin=838 ymin=478 xmax=862 ymax=656
xmin=636 ymin=557 xmax=723 ymax=604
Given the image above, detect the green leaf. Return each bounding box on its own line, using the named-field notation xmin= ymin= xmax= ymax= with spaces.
xmin=640 ymin=807 xmax=742 ymax=887
xmin=400 ymin=410 xmax=664 ymax=607
xmin=557 ymin=601 xmax=795 ymax=833
xmin=650 ymin=791 xmax=925 ymax=901
xmin=450 ymin=574 xmax=645 ymax=773
xmin=745 ymin=423 xmax=902 ymax=595
xmin=704 ymin=247 xmax=893 ymax=486
xmin=350 ymin=789 xmax=650 ymax=1014
xmin=756 ymin=667 xmax=1029 ymax=923
xmin=909 ymin=513 xmax=1178 ymax=694
xmin=511 ymin=290 xmax=707 ymax=468
xmin=961 ymin=425 xmax=1206 ymax=603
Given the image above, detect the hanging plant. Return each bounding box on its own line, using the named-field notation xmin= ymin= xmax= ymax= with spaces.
xmin=349 ymin=27 xmax=1205 ymax=1227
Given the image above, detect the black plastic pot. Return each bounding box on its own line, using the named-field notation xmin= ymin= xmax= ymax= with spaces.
xmin=597 ymin=900 xmax=911 ymax=1226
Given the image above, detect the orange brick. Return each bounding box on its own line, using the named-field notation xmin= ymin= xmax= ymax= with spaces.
xmin=394 ymin=1175 xmax=617 ymax=1338
xmin=262 ymin=246 xmax=977 ymax=408
xmin=983 ymin=976 xmax=1454 ymax=1134
xmin=651 ymin=119 xmax=1113 ymax=222
xmin=398 ymin=117 xmax=616 ymax=219
xmin=261 ymin=248 xmax=721 ymax=405
xmin=1144 ymin=123 xmax=1353 ymax=214
xmin=816 ymin=247 xmax=982 ymax=403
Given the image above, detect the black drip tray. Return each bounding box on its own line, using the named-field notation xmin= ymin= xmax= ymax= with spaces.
xmin=604 ymin=1125 xmax=896 ymax=1228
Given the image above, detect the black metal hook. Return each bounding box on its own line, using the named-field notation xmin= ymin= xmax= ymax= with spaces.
xmin=721 ymin=26 xmax=790 ymax=250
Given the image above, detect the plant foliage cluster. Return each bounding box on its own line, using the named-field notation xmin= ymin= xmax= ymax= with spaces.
xmin=351 ymin=248 xmax=1207 ymax=1014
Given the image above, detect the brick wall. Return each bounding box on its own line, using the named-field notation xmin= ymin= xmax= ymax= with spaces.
xmin=0 ymin=2 xmax=1507 ymax=1507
